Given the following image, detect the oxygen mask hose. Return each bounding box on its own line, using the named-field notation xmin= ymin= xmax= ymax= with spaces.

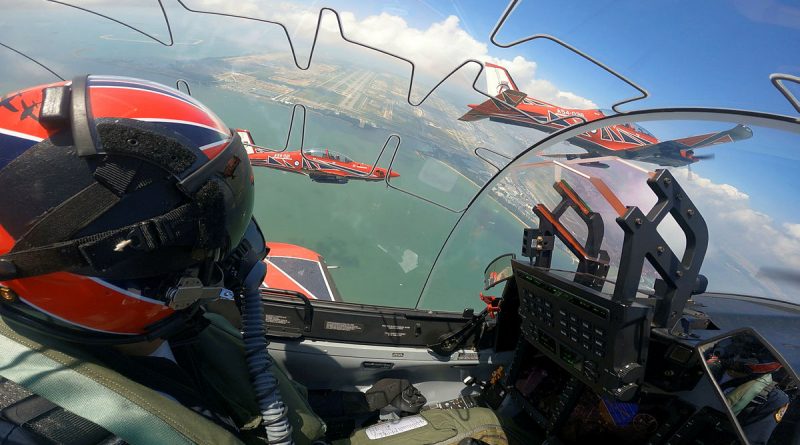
xmin=241 ymin=261 xmax=294 ymax=444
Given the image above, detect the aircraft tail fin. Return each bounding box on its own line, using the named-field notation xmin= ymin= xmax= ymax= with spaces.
xmin=669 ymin=124 xmax=753 ymax=149
xmin=236 ymin=128 xmax=261 ymax=154
xmin=459 ymin=62 xmax=530 ymax=122
xmin=485 ymin=62 xmax=519 ymax=96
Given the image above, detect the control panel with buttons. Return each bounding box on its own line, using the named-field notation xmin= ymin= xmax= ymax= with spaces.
xmin=512 ymin=259 xmax=652 ymax=401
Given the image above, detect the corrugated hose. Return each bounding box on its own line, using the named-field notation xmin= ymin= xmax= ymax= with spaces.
xmin=241 ymin=261 xmax=294 ymax=444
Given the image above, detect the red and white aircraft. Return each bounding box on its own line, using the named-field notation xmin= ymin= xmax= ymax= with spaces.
xmin=262 ymin=242 xmax=341 ymax=301
xmin=237 ymin=129 xmax=399 ymax=184
xmin=460 ymin=63 xmax=752 ymax=167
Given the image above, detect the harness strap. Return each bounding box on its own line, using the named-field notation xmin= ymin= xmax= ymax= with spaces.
xmin=12 ymin=182 xmax=121 ymax=251
xmin=0 ymin=318 xmax=244 ymax=445
xmin=0 ymin=377 xmax=122 ymax=445
xmin=0 ymin=203 xmax=197 ymax=280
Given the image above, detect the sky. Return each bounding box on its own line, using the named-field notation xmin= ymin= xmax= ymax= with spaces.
xmin=240 ymin=0 xmax=800 ymax=115
xmin=5 ymin=1 xmax=797 ymax=112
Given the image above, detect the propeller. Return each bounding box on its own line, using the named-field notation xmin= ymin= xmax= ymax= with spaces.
xmin=692 ymin=153 xmax=716 ymax=161
xmin=757 ymin=267 xmax=800 ymax=286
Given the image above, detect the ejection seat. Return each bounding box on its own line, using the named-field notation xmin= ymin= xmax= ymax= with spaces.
xmin=204 ymin=313 xmax=510 ymax=445
xmin=206 ymin=304 xmax=511 ymax=444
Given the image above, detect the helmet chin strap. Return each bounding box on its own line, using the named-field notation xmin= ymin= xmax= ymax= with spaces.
xmin=165 ymin=263 xmax=234 ymax=311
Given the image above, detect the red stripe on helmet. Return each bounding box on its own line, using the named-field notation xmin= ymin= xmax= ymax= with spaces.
xmin=0 ymin=224 xmax=14 ymax=254
xmin=0 ymin=81 xmax=68 ymax=140
xmin=89 ymin=87 xmax=229 ymax=135
xmin=6 ymin=272 xmax=173 ymax=334
xmin=747 ymin=362 xmax=782 ymax=374
xmin=201 ymin=140 xmax=229 ymax=159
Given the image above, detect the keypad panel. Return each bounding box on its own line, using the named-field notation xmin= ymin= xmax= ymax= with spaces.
xmin=513 ymin=260 xmax=651 ymax=400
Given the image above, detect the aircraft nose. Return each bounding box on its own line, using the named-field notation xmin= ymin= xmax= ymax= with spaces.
xmin=389 ymin=170 xmax=400 ymax=178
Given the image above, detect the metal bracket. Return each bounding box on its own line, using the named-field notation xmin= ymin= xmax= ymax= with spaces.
xmin=613 ymin=169 xmax=708 ymax=329
xmin=530 ymin=179 xmax=610 ymax=289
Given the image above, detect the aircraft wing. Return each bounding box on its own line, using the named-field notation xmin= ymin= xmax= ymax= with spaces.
xmin=538 ymin=124 xmax=753 ymax=165
xmin=458 ymin=89 xmax=528 ymax=122
xmin=315 ymin=167 xmax=351 ymax=177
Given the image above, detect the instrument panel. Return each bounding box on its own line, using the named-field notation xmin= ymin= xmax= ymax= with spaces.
xmin=512 ymin=260 xmax=652 ymax=401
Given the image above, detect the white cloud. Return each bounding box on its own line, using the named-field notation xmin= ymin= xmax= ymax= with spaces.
xmin=670 ymin=169 xmax=800 ymax=298
xmin=785 ymin=223 xmax=800 ymax=240
xmin=522 ymin=78 xmax=598 ymax=109
xmin=672 ymin=169 xmax=749 ymax=201
xmin=190 ymin=1 xmax=597 ymax=109
xmin=338 ymin=13 xmax=597 ymax=108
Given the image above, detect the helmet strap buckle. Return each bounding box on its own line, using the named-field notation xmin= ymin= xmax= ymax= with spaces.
xmin=165 ymin=267 xmax=233 ymax=311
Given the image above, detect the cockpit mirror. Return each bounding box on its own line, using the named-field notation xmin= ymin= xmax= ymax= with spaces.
xmin=483 ymin=253 xmax=515 ymax=290
xmin=697 ymin=328 xmax=799 ymax=445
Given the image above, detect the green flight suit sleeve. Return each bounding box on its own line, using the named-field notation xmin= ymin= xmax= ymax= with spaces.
xmin=726 ymin=374 xmax=773 ymax=415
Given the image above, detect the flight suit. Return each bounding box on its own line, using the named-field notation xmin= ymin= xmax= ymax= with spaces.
xmin=738 ymin=387 xmax=789 ymax=445
xmin=0 ymin=311 xmax=508 ymax=445
xmin=0 ymin=312 xmax=326 ymax=445
xmin=725 ymin=374 xmax=789 ymax=445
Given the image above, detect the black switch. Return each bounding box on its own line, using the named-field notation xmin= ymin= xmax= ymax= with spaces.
xmin=39 ymin=85 xmax=71 ymax=128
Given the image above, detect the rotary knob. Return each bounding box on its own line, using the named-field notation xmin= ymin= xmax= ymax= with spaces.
xmin=616 ymin=363 xmax=643 ymax=384
xmin=612 ymin=383 xmax=639 ymax=402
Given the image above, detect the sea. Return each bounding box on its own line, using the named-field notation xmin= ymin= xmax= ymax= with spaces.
xmin=0 ymin=8 xmax=567 ymax=312
xmin=194 ymin=83 xmax=526 ymax=312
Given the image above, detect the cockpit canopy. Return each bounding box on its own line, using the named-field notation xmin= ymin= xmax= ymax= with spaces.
xmin=305 ymin=149 xmax=353 ymax=163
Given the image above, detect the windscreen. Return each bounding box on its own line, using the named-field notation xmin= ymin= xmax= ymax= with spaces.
xmin=1 ymin=1 xmax=798 ymax=313
xmin=420 ymin=116 xmax=800 ymax=311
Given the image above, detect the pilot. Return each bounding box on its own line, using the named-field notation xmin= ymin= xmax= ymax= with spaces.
xmin=711 ymin=348 xmax=790 ymax=445
xmin=0 ymin=77 xmax=508 ymax=445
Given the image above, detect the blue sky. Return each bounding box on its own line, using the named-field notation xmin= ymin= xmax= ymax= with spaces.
xmin=349 ymin=0 xmax=800 ymax=115
xmin=352 ymin=0 xmax=800 ymax=223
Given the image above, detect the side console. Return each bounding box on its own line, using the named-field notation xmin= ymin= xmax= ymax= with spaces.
xmin=512 ymin=260 xmax=651 ymax=400
xmin=507 ymin=169 xmax=707 ymax=404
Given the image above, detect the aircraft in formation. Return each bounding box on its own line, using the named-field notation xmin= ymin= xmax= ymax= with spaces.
xmin=238 ymin=129 xmax=399 ymax=184
xmin=460 ymin=63 xmax=753 ymax=167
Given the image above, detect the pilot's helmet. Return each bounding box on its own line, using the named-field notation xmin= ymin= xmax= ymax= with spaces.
xmin=0 ymin=75 xmax=255 ymax=341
